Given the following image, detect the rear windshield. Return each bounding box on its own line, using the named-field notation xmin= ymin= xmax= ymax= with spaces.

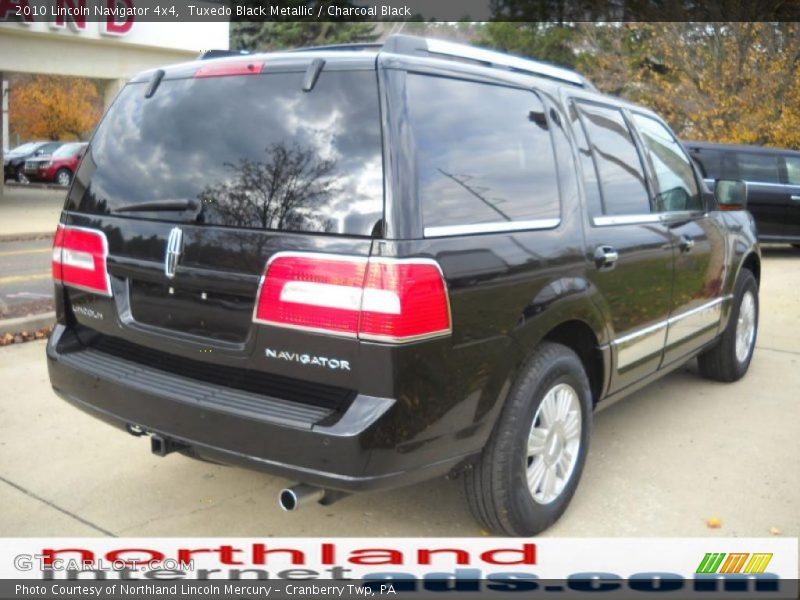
xmin=67 ymin=69 xmax=384 ymax=236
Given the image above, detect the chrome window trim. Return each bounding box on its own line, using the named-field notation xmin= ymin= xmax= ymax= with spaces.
xmin=593 ymin=214 xmax=661 ymax=226
xmin=658 ymin=209 xmax=707 ymax=221
xmin=593 ymin=210 xmax=706 ymax=227
xmin=423 ymin=218 xmax=560 ymax=238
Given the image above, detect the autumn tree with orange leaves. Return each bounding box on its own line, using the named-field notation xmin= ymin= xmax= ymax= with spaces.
xmin=575 ymin=23 xmax=800 ymax=148
xmin=11 ymin=76 xmax=102 ymax=141
xmin=484 ymin=22 xmax=800 ymax=150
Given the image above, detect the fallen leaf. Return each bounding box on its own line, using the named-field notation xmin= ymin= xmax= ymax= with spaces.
xmin=706 ymin=516 xmax=722 ymax=529
xmin=769 ymin=527 xmax=782 ymax=536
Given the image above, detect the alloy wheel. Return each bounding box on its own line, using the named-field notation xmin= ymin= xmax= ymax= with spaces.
xmin=526 ymin=382 xmax=582 ymax=505
xmin=735 ymin=290 xmax=756 ymax=363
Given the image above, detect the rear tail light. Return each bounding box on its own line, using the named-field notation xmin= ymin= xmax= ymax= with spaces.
xmin=52 ymin=225 xmax=112 ymax=296
xmin=254 ymin=253 xmax=451 ymax=343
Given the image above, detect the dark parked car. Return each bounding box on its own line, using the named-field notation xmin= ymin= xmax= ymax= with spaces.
xmin=47 ymin=36 xmax=760 ymax=535
xmin=24 ymin=142 xmax=87 ymax=186
xmin=686 ymin=141 xmax=800 ymax=246
xmin=3 ymin=141 xmax=63 ymax=183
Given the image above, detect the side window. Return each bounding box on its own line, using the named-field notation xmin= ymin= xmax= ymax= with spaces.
xmin=688 ymin=147 xmax=720 ymax=179
xmin=736 ymin=152 xmax=780 ymax=184
xmin=569 ymin=103 xmax=604 ymax=218
xmin=632 ymin=114 xmax=701 ymax=212
xmin=576 ymin=102 xmax=651 ymax=216
xmin=406 ymin=74 xmax=560 ymax=232
xmin=784 ymin=156 xmax=800 ymax=185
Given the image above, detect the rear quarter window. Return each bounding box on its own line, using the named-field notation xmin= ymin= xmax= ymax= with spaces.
xmin=406 ymin=74 xmax=560 ymax=234
xmin=736 ymin=152 xmax=781 ymax=184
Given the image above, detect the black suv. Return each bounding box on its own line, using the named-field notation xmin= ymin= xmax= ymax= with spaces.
xmin=47 ymin=36 xmax=760 ymax=535
xmin=685 ymin=141 xmax=800 ymax=247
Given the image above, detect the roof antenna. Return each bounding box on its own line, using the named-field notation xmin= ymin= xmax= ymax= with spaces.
xmin=302 ymin=58 xmax=325 ymax=92
xmin=145 ymin=69 xmax=165 ymax=99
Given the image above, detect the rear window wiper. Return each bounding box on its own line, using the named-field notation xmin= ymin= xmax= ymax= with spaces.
xmin=113 ymin=199 xmax=199 ymax=213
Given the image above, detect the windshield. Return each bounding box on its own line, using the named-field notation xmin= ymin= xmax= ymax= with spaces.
xmin=68 ymin=69 xmax=384 ymax=236
xmin=53 ymin=143 xmax=84 ymax=158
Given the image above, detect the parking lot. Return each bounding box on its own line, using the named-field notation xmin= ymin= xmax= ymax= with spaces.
xmin=0 ymin=244 xmax=797 ymax=538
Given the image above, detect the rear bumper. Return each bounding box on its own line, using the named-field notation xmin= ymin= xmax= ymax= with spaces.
xmin=46 ymin=325 xmax=473 ymax=492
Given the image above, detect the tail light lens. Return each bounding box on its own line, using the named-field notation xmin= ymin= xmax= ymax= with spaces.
xmin=254 ymin=253 xmax=451 ymax=343
xmin=52 ymin=225 xmax=112 ymax=297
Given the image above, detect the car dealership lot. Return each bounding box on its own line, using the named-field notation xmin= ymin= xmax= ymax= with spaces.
xmin=1 ymin=248 xmax=798 ymax=538
xmin=0 ymin=186 xmax=64 ymax=239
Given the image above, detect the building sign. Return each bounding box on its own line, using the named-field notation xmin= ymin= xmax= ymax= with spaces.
xmin=0 ymin=0 xmax=228 ymax=53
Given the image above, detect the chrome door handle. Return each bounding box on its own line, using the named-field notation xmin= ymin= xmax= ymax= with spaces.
xmin=594 ymin=245 xmax=619 ymax=269
xmin=679 ymin=235 xmax=695 ymax=253
xmin=791 ymin=195 xmax=800 ymax=201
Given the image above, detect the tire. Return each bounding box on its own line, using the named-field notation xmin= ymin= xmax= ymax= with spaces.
xmin=698 ymin=269 xmax=758 ymax=382
xmin=15 ymin=166 xmax=29 ymax=184
xmin=464 ymin=342 xmax=592 ymax=536
xmin=55 ymin=168 xmax=72 ymax=187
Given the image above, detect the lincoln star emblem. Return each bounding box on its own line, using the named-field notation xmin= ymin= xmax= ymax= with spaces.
xmin=164 ymin=227 xmax=184 ymax=279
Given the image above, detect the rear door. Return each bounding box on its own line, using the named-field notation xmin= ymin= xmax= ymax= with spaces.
xmin=569 ymin=99 xmax=674 ymax=392
xmin=61 ymin=58 xmax=384 ymax=397
xmin=734 ymin=150 xmax=787 ymax=239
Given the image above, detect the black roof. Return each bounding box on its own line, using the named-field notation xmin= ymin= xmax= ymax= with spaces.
xmin=684 ymin=140 xmax=800 ymax=157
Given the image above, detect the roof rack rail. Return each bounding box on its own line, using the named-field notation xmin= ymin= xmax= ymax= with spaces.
xmin=382 ymin=34 xmax=593 ymax=89
xmin=288 ymin=42 xmax=384 ymax=53
xmin=198 ymin=49 xmax=250 ymax=60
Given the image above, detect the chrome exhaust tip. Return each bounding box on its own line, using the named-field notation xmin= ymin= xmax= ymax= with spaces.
xmin=278 ymin=484 xmax=325 ymax=511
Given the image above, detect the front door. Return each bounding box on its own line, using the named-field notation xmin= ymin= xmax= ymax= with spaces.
xmin=629 ymin=112 xmax=727 ymax=365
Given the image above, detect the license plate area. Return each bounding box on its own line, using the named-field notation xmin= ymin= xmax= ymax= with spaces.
xmin=128 ymin=279 xmax=252 ymax=343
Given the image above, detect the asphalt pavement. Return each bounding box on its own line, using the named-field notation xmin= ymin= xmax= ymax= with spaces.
xmin=0 ymin=238 xmax=53 ymax=319
xmin=0 ymin=186 xmax=62 ymax=319
xmin=0 ymin=249 xmax=798 ymax=538
xmin=0 ymin=185 xmax=64 ymax=238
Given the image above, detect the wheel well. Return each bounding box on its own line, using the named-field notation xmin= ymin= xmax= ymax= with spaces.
xmin=543 ymin=320 xmax=604 ymax=405
xmin=741 ymin=252 xmax=760 ymax=287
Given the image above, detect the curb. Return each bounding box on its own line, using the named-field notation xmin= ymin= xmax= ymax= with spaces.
xmin=3 ymin=181 xmax=67 ymax=191
xmin=0 ymin=312 xmax=55 ymax=336
xmin=0 ymin=231 xmax=54 ymax=242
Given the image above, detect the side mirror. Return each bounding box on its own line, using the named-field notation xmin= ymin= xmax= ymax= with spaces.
xmin=714 ymin=179 xmax=748 ymax=210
